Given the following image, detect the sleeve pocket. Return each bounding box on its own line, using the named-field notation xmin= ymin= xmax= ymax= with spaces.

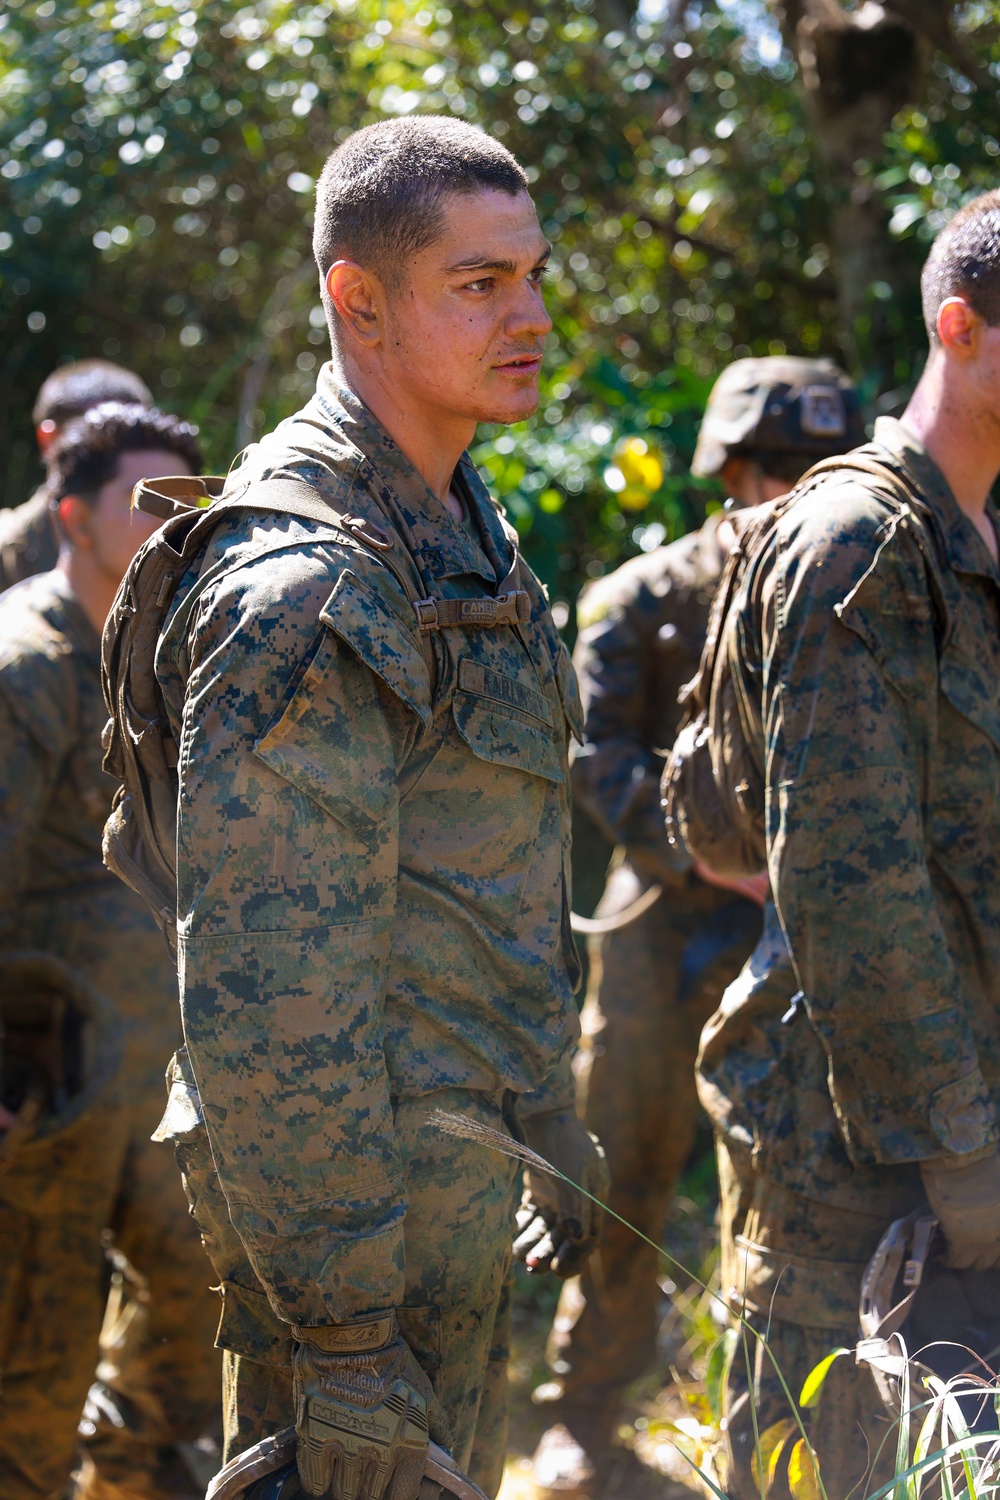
xmin=253 ymin=628 xmax=398 ymax=841
xmin=319 ymin=570 xmax=432 ymax=727
xmin=253 ymin=569 xmax=431 ymax=841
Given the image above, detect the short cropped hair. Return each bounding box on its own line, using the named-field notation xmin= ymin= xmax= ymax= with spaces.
xmin=48 ymin=403 xmax=202 ymax=506
xmin=312 ymin=116 xmax=528 ymax=299
xmin=32 ymin=360 xmax=152 ymax=429
xmin=922 ymin=189 xmax=1000 ymax=342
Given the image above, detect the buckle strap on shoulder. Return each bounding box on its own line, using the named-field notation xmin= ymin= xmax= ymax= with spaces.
xmin=414 ymin=590 xmax=531 ymax=631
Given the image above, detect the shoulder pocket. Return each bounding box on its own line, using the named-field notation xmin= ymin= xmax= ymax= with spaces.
xmin=253 ymin=570 xmax=427 ymax=841
xmin=939 ymin=621 xmax=1000 ymax=752
xmin=320 ymin=570 xmax=432 ymax=728
xmin=835 ymin=534 xmax=937 ymax=702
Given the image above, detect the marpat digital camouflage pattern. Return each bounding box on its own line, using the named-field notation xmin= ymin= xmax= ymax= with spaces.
xmin=689 ymin=355 xmax=864 ymax=479
xmin=154 ymin=366 xmax=582 ymax=1480
xmin=695 ymin=416 xmax=1000 ymax=1497
xmin=163 ymin=1053 xmax=517 ymax=1497
xmin=0 ymin=487 xmax=60 ymax=593
xmin=0 ymin=569 xmax=220 ymax=1499
xmin=537 ymin=518 xmax=760 ymax=1449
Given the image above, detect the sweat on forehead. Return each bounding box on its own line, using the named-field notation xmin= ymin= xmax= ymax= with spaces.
xmin=312 ymin=116 xmax=529 ymax=290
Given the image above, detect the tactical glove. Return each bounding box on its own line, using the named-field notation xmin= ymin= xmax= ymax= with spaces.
xmin=512 ymin=1109 xmax=610 ymax=1278
xmin=921 ymin=1147 xmax=1000 ymax=1273
xmin=293 ymin=1313 xmax=451 ymax=1500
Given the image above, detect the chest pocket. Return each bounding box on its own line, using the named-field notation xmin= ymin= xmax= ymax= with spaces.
xmin=934 ymin=613 xmax=1000 ymax=831
xmin=939 ymin=616 xmax=1000 ymax=753
xmin=452 ymin=658 xmax=563 ymax=784
xmin=550 ymin=637 xmax=584 ymax=746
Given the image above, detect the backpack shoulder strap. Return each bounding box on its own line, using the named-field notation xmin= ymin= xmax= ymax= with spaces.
xmin=678 ymin=499 xmax=781 ymax=719
xmin=131 ymin=471 xmax=440 ymax=691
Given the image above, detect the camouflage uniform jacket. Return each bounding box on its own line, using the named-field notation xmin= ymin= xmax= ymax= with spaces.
xmin=572 ymin=514 xmax=741 ymax=905
xmin=0 ymin=487 xmax=59 ymax=593
xmin=697 ymin=416 xmax=1000 ymax=1202
xmin=156 ymin=368 xmax=582 ymax=1329
xmin=0 ymin=570 xmax=179 ymax=1065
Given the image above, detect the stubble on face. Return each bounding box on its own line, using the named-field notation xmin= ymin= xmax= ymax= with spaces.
xmin=380 ymin=187 xmax=553 ymax=431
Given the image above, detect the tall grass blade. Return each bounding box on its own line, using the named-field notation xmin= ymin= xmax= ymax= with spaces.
xmin=938 ymin=1393 xmax=956 ymax=1500
xmin=706 ymin=1327 xmax=738 ymax=1425
xmin=895 ymin=1345 xmax=912 ymax=1500
xmin=750 ymin=1417 xmax=796 ymax=1494
xmin=940 ymin=1378 xmax=981 ymax=1499
xmin=911 ymin=1379 xmax=946 ymax=1500
xmin=742 ymin=1323 xmax=768 ymax=1499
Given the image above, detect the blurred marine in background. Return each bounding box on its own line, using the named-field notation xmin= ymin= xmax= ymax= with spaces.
xmin=0 ymin=360 xmax=153 ymax=594
xmin=0 ymin=404 xmax=220 ymax=1499
xmin=529 ymin=357 xmax=864 ymax=1497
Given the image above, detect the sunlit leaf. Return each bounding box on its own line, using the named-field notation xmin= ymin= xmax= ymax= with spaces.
xmin=798 ymin=1348 xmax=850 ymax=1410
xmin=787 ymin=1437 xmax=822 ymax=1500
xmin=750 ymin=1416 xmax=797 ymax=1493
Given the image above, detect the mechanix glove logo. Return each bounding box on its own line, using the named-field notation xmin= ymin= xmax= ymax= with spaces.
xmin=298 ymin=1380 xmax=428 ymax=1500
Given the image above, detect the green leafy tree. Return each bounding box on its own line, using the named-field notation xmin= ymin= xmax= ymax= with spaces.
xmin=1 ymin=0 xmax=996 ymax=607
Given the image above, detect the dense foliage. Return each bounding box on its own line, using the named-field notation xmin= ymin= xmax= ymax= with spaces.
xmin=2 ymin=0 xmax=997 ymax=609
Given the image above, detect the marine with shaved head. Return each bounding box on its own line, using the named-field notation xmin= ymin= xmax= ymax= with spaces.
xmin=149 ymin=117 xmax=607 ymax=1500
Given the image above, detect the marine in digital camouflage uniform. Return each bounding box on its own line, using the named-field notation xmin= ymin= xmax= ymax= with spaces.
xmin=690 ymin=192 xmax=1000 ymax=1499
xmin=149 ymin=119 xmax=603 ymax=1500
xmin=0 ymin=360 xmax=152 ymax=594
xmin=530 ymin=358 xmax=863 ymax=1496
xmin=0 ymin=406 xmax=220 ymax=1500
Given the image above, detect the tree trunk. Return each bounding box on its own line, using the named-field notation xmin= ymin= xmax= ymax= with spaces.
xmin=769 ymin=0 xmax=937 ymax=373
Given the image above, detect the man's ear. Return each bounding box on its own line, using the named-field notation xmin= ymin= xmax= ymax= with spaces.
xmin=36 ymin=420 xmax=59 ymax=453
xmin=937 ymin=296 xmax=980 ymax=357
xmin=56 ymin=495 xmax=96 ymax=551
xmin=326 ymin=261 xmax=383 ymax=349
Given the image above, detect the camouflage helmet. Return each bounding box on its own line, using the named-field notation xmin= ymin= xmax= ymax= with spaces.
xmin=690 ymin=356 xmax=864 ymax=478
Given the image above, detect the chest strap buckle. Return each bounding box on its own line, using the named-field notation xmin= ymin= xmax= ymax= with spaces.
xmin=413 ymin=590 xmax=531 ymax=631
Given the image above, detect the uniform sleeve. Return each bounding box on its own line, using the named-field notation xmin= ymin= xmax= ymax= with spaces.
xmin=175 ymin=547 xmax=426 ymax=1327
xmin=763 ymin=495 xmax=996 ymax=1166
xmin=571 ymin=585 xmax=691 ymax=881
xmin=0 ymin=656 xmax=69 ymax=941
xmin=513 ymin=1047 xmax=577 ymax=1121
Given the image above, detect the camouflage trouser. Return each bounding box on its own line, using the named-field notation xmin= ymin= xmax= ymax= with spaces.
xmin=0 ymin=906 xmax=221 ymax=1499
xmin=172 ymin=1079 xmax=520 ymax=1500
xmin=0 ymin=1094 xmax=222 ymax=1500
xmin=716 ymin=1137 xmax=920 ymax=1500
xmin=544 ymin=864 xmax=761 ymax=1448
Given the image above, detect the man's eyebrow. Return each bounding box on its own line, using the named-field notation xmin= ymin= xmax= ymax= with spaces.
xmin=444 ymin=243 xmax=552 ymax=274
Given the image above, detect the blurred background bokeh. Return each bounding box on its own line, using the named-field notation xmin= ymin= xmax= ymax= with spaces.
xmin=3 ymin=0 xmax=998 ymax=625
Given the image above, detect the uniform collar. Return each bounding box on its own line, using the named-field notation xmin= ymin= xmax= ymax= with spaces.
xmin=308 ymin=365 xmax=510 ymax=587
xmin=872 ymin=415 xmax=1000 ymax=584
xmin=33 ymin=568 xmax=102 ymax=668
